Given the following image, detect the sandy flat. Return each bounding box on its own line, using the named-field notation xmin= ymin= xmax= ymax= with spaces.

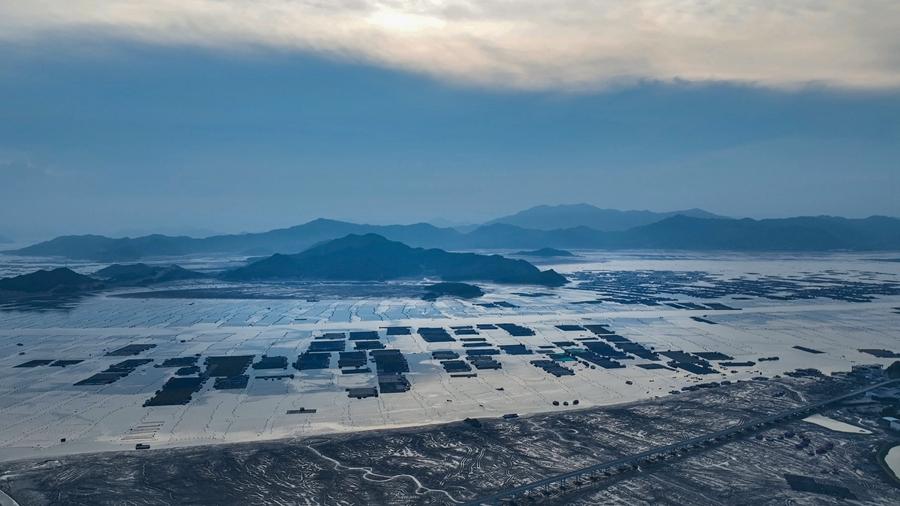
xmin=802 ymin=414 xmax=872 ymax=434
xmin=886 ymin=445 xmax=900 ymax=480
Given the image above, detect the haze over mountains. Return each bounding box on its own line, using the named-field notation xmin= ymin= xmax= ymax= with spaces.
xmin=489 ymin=204 xmax=726 ymax=231
xmin=5 ymin=205 xmax=900 ymax=261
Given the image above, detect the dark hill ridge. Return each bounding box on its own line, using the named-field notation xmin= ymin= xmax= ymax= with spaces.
xmin=225 ymin=234 xmax=568 ymax=286
xmin=6 ymin=214 xmax=900 ymax=260
xmin=0 ymin=264 xmax=209 ymax=299
xmin=422 ymin=282 xmax=484 ymax=300
xmin=488 ymin=204 xmax=726 ymax=231
xmin=0 ymin=268 xmax=102 ymax=294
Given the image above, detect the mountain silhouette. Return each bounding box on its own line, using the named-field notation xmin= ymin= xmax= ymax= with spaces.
xmin=225 ymin=234 xmax=567 ymax=286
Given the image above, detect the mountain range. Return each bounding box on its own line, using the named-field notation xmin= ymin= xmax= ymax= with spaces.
xmin=489 ymin=204 xmax=726 ymax=231
xmin=0 ymin=235 xmax=566 ymax=298
xmin=6 ymin=220 xmax=461 ymax=261
xmin=5 ymin=207 xmax=900 ymax=261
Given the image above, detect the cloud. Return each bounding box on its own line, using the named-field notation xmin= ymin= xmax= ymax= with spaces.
xmin=2 ymin=1 xmax=899 ymax=90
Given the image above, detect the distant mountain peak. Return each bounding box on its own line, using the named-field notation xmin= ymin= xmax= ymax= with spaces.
xmin=311 ymin=232 xmax=405 ymax=249
xmin=488 ymin=204 xmax=726 ymax=231
xmin=305 ymin=217 xmax=347 ymax=226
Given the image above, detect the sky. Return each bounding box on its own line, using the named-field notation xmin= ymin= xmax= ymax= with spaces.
xmin=1 ymin=1 xmax=899 ymax=240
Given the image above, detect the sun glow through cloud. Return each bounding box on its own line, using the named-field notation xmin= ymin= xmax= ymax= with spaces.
xmin=367 ymin=9 xmax=446 ymax=33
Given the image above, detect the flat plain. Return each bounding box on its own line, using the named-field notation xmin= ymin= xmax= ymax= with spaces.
xmin=1 ymin=251 xmax=899 ymax=504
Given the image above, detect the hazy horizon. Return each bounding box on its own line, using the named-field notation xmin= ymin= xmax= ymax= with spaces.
xmin=5 ymin=203 xmax=900 ymax=244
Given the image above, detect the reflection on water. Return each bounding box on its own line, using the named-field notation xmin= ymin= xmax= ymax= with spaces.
xmin=0 ymin=293 xmax=87 ymax=312
xmin=116 ymin=282 xmax=430 ymax=300
xmin=0 ymin=281 xmax=434 ymax=314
